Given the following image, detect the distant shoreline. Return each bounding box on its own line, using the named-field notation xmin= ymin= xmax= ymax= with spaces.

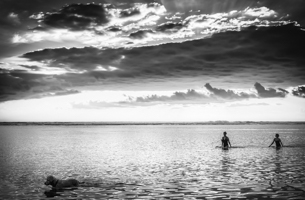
xmin=1 ymin=121 xmax=305 ymax=126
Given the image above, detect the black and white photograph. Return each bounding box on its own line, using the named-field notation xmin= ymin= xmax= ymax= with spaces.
xmin=0 ymin=0 xmax=305 ymax=199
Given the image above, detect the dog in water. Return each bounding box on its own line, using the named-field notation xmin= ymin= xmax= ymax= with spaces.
xmin=44 ymin=175 xmax=79 ymax=189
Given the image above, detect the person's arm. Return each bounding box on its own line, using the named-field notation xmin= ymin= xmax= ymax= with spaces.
xmin=228 ymin=138 xmax=232 ymax=147
xmin=269 ymin=139 xmax=274 ymax=147
xmin=280 ymin=139 xmax=284 ymax=147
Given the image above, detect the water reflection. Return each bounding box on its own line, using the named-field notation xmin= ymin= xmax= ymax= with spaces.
xmin=220 ymin=151 xmax=233 ymax=180
xmin=274 ymin=149 xmax=282 ymax=175
xmin=0 ymin=125 xmax=305 ymax=199
xmin=44 ymin=189 xmax=61 ymax=198
xmin=44 ymin=187 xmax=81 ymax=198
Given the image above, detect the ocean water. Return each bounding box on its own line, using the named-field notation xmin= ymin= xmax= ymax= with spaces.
xmin=0 ymin=124 xmax=305 ymax=199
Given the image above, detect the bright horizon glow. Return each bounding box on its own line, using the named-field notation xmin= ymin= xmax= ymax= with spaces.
xmin=0 ymin=91 xmax=304 ymax=122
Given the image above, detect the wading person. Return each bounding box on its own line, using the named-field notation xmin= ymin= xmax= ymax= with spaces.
xmin=269 ymin=133 xmax=283 ymax=149
xmin=221 ymin=131 xmax=231 ymax=150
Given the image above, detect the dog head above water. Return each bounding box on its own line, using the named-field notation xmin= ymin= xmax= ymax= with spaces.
xmin=44 ymin=175 xmax=58 ymax=187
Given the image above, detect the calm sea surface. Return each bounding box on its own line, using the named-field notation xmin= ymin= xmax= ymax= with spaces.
xmin=0 ymin=124 xmax=305 ymax=199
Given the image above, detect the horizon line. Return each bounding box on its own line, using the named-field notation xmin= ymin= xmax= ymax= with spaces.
xmin=1 ymin=121 xmax=305 ymax=125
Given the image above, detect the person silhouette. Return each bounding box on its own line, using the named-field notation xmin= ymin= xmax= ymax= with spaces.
xmin=269 ymin=133 xmax=283 ymax=149
xmin=221 ymin=132 xmax=231 ymax=150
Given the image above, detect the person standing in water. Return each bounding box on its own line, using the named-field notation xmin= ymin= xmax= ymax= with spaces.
xmin=221 ymin=132 xmax=231 ymax=149
xmin=269 ymin=133 xmax=283 ymax=148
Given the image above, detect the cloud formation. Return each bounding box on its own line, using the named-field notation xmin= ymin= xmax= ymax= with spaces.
xmin=1 ymin=24 xmax=305 ymax=101
xmin=292 ymin=86 xmax=305 ymax=98
xmin=20 ymin=24 xmax=305 ymax=81
xmin=254 ymin=82 xmax=286 ymax=98
xmin=205 ymin=83 xmax=256 ymax=99
xmin=1 ymin=0 xmax=304 ymax=61
xmin=133 ymin=89 xmax=208 ymax=102
xmin=161 ymin=0 xmax=305 ymax=25
xmin=0 ymin=0 xmax=305 ymax=103
xmin=31 ymin=88 xmax=80 ymax=99
xmin=0 ymin=68 xmax=80 ymax=101
xmin=68 ymin=82 xmax=290 ymax=109
xmin=42 ymin=4 xmax=109 ymax=30
xmin=10 ymin=2 xmax=291 ymax=49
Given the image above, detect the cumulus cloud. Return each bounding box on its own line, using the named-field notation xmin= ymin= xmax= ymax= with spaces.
xmin=125 ymin=82 xmax=291 ymax=104
xmin=254 ymin=82 xmax=286 ymax=98
xmin=292 ymin=86 xmax=305 ymax=98
xmin=69 ymin=82 xmax=292 ymax=109
xmin=205 ymin=83 xmax=256 ymax=99
xmin=131 ymin=89 xmax=208 ymax=102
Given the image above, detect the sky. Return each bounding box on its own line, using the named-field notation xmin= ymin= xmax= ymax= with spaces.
xmin=0 ymin=0 xmax=305 ymax=122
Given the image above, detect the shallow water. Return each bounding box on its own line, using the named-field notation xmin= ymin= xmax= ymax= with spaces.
xmin=0 ymin=124 xmax=305 ymax=199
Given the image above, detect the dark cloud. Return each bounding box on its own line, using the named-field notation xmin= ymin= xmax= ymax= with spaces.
xmin=0 ymin=71 xmax=40 ymax=101
xmin=22 ymin=47 xmax=107 ymax=70
xmin=0 ymin=69 xmax=46 ymax=91
xmin=1 ymin=0 xmax=305 ymax=59
xmin=43 ymin=4 xmax=108 ymax=30
xmin=0 ymin=11 xmax=29 ymax=59
xmin=129 ymin=30 xmax=153 ymax=39
xmin=0 ymin=68 xmax=80 ymax=101
xmin=0 ymin=24 xmax=303 ymax=101
xmin=156 ymin=22 xmax=183 ymax=32
xmin=204 ymin=83 xmax=256 ymax=99
xmin=21 ymin=24 xmax=305 ymax=83
xmin=292 ymin=86 xmax=305 ymax=98
xmin=204 ymin=83 xmax=289 ymax=100
xmin=19 ymin=65 xmax=41 ymax=71
xmin=0 ymin=0 xmax=161 ymax=58
xmin=9 ymin=70 xmax=48 ymax=80
xmin=254 ymin=82 xmax=286 ymax=98
xmin=0 ymin=1 xmax=109 ymax=33
xmin=0 ymin=0 xmax=159 ymax=18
